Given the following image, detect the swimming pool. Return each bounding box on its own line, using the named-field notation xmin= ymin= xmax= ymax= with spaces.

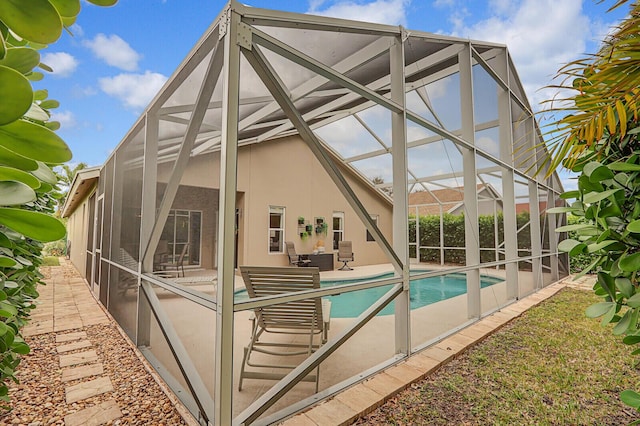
xmin=236 ymin=271 xmax=503 ymax=318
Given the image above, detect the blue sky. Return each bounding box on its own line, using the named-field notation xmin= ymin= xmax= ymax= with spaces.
xmin=40 ymin=0 xmax=628 ymax=188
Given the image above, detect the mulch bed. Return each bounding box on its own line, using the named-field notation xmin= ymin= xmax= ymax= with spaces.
xmin=0 ymin=322 xmax=188 ymax=425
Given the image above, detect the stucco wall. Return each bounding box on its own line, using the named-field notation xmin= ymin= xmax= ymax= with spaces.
xmin=66 ymin=190 xmax=93 ymax=279
xmin=157 ymin=135 xmax=393 ymax=269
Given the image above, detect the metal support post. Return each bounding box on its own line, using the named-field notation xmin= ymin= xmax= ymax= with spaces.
xmin=137 ymin=113 xmax=159 ymax=347
xmin=214 ymin=7 xmax=241 ymax=426
xmin=529 ymin=181 xmax=543 ymax=289
xmin=459 ymin=44 xmax=480 ymax=319
xmin=390 ymin=32 xmax=410 ymax=355
xmin=547 ymin=187 xmax=559 ymax=281
xmin=497 ymin=51 xmax=519 ymax=299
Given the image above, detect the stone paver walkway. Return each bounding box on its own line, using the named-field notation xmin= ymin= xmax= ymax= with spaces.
xmin=21 ymin=261 xmax=123 ymax=425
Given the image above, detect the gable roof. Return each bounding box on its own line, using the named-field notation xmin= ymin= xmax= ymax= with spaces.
xmin=61 ymin=167 xmax=100 ymax=218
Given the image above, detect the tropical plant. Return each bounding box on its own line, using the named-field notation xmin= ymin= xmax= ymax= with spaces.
xmin=55 ymin=161 xmax=87 ymax=211
xmin=544 ymin=0 xmax=640 ymax=414
xmin=543 ymin=0 xmax=640 ymax=173
xmin=57 ymin=162 xmax=88 ymax=188
xmin=0 ymin=0 xmax=117 ymax=408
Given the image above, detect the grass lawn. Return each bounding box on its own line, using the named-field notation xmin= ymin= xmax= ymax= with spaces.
xmin=355 ymin=288 xmax=640 ymax=425
xmin=42 ymin=257 xmax=60 ymax=266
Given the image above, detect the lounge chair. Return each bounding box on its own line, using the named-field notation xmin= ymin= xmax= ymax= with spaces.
xmin=158 ymin=243 xmax=189 ymax=277
xmin=337 ymin=240 xmax=354 ymax=270
xmin=238 ymin=266 xmax=331 ymax=392
xmin=285 ymin=241 xmax=311 ymax=267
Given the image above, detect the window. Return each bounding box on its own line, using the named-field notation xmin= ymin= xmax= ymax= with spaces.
xmin=366 ymin=214 xmax=378 ymax=242
xmin=332 ymin=211 xmax=344 ymax=250
xmin=269 ymin=206 xmax=285 ymax=253
xmin=160 ymin=210 xmax=202 ymax=265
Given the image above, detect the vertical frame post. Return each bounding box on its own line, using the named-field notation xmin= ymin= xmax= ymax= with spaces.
xmin=138 ymin=112 xmax=159 ymax=347
xmin=214 ymin=6 xmax=241 ymax=426
xmin=390 ymin=31 xmax=410 ymax=354
xmin=547 ymin=186 xmax=559 ymax=281
xmin=497 ymin=49 xmax=519 ymax=300
xmin=459 ymin=43 xmax=480 ymax=318
xmin=529 ymin=181 xmax=542 ymax=289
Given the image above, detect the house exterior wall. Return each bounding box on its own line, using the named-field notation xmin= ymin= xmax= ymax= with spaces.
xmin=157 ymin=135 xmax=393 ymax=269
xmin=66 ymin=189 xmax=94 ymax=278
xmin=240 ymin=136 xmax=392 ymax=268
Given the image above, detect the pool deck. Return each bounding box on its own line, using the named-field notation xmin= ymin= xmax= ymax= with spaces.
xmin=280 ymin=272 xmax=594 ymax=426
xmin=146 ymin=263 xmax=579 ymax=423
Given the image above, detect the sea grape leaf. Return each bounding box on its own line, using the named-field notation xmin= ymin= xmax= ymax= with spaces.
xmin=0 ymin=166 xmax=40 ymax=189
xmin=87 ymin=0 xmax=118 ymax=5
xmin=621 ymin=390 xmax=640 ymax=409
xmin=619 ymin=252 xmax=640 ymax=272
xmin=586 ymin=301 xmax=616 ymax=318
xmin=0 ymin=256 xmax=16 ymax=267
xmin=0 ymin=146 xmax=37 ymax=171
xmin=48 ymin=0 xmax=81 ymax=18
xmin=24 ymin=103 xmax=49 ymax=122
xmin=0 ymin=181 xmax=36 ymax=205
xmin=583 ymin=189 xmax=621 ymax=204
xmin=0 ymin=119 xmax=71 ymax=163
xmin=0 ymin=0 xmax=62 ymax=44
xmin=31 ymin=162 xmax=57 ymax=184
xmin=0 ymin=47 xmax=40 ymax=74
xmin=558 ymin=239 xmax=587 ymax=255
xmin=628 ymin=220 xmax=640 ymax=233
xmin=39 ymin=99 xmax=59 ymax=109
xmin=616 ymin=277 xmax=634 ymax=299
xmin=0 ymin=208 xmax=66 ymax=242
xmin=0 ymin=66 xmax=32 ymax=126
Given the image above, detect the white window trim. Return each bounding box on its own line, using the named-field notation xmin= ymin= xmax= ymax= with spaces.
xmin=332 ymin=211 xmax=344 ymax=251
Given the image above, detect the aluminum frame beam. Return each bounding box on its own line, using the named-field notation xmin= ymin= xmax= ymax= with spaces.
xmin=141 ymin=37 xmax=224 ymax=268
xmin=459 ymin=44 xmax=481 ymax=319
xmin=390 ymin=33 xmax=411 ymax=354
xmin=245 ymin=40 xmax=402 ymax=271
xmin=214 ymin=7 xmax=242 ymax=425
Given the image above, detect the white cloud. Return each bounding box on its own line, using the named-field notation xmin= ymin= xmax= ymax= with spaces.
xmin=69 ymin=23 xmax=84 ymax=38
xmin=51 ymin=110 xmax=77 ymax=129
xmin=451 ymin=0 xmax=595 ymax=108
xmin=71 ymin=85 xmax=98 ymax=98
xmin=41 ymin=52 xmax=78 ymax=77
xmin=308 ymin=0 xmax=409 ymax=25
xmin=98 ymin=71 xmax=167 ymax=110
xmin=488 ymin=0 xmax=516 ymax=16
xmin=83 ymin=34 xmax=141 ymax=71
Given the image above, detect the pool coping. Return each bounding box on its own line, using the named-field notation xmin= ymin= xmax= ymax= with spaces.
xmin=279 ymin=276 xmax=582 ymax=426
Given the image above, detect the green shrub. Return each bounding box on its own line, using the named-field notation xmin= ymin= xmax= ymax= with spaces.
xmin=566 ymin=215 xmax=597 ymax=274
xmin=0 ymin=0 xmax=117 ymax=408
xmin=409 ymin=211 xmax=533 ymax=265
xmin=43 ymin=239 xmax=66 ymax=257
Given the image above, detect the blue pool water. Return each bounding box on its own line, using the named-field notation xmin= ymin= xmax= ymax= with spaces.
xmin=236 ymin=271 xmax=503 ymax=318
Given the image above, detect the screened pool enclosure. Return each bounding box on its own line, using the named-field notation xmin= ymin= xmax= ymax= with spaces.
xmin=64 ymin=2 xmax=568 ymax=424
